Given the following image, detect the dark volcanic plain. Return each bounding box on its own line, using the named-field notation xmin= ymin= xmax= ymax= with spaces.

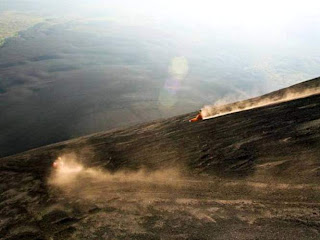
xmin=1 ymin=84 xmax=320 ymax=239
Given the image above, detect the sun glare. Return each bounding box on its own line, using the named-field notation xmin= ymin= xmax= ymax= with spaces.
xmin=92 ymin=0 xmax=320 ymax=29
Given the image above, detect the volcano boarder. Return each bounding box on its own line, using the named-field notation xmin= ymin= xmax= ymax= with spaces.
xmin=53 ymin=157 xmax=64 ymax=169
xmin=189 ymin=110 xmax=203 ymax=122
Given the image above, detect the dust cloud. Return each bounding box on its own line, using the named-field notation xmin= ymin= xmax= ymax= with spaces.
xmin=201 ymin=86 xmax=320 ymax=119
xmin=48 ymin=153 xmax=183 ymax=200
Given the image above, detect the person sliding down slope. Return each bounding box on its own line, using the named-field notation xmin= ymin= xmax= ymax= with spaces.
xmin=189 ymin=110 xmax=203 ymax=122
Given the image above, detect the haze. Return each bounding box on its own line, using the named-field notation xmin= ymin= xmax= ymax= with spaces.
xmin=0 ymin=0 xmax=320 ymax=157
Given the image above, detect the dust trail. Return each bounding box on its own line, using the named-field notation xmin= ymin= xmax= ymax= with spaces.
xmin=201 ymin=83 xmax=320 ymax=119
xmin=48 ymin=153 xmax=183 ymax=200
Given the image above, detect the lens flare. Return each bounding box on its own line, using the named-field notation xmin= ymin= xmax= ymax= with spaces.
xmin=158 ymin=87 xmax=178 ymax=108
xmin=168 ymin=56 xmax=189 ymax=80
xmin=158 ymin=56 xmax=189 ymax=109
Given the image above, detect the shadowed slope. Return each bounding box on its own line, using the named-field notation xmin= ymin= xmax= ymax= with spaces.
xmin=1 ymin=80 xmax=320 ymax=239
xmin=2 ymin=88 xmax=320 ymax=181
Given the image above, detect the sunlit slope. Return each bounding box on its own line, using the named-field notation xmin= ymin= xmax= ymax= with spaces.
xmin=1 ymin=78 xmax=320 ymax=182
xmin=202 ymin=76 xmax=320 ymax=118
xmin=232 ymin=76 xmax=320 ymax=104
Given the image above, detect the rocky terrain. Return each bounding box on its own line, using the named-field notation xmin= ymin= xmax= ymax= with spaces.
xmin=1 ymin=79 xmax=320 ymax=239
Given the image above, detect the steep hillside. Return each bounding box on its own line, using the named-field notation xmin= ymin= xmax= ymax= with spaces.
xmin=0 ymin=83 xmax=320 ymax=239
xmin=202 ymin=76 xmax=320 ymax=118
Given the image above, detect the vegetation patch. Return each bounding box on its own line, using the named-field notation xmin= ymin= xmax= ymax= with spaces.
xmin=0 ymin=11 xmax=43 ymax=47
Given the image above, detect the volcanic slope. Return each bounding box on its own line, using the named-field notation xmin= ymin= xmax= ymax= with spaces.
xmin=1 ymin=78 xmax=320 ymax=240
xmin=202 ymin=76 xmax=320 ymax=118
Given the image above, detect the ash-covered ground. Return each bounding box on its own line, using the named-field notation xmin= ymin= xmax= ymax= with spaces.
xmin=1 ymin=88 xmax=320 ymax=239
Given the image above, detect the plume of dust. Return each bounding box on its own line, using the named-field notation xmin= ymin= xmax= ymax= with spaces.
xmin=48 ymin=153 xmax=183 ymax=200
xmin=201 ymin=85 xmax=320 ymax=119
